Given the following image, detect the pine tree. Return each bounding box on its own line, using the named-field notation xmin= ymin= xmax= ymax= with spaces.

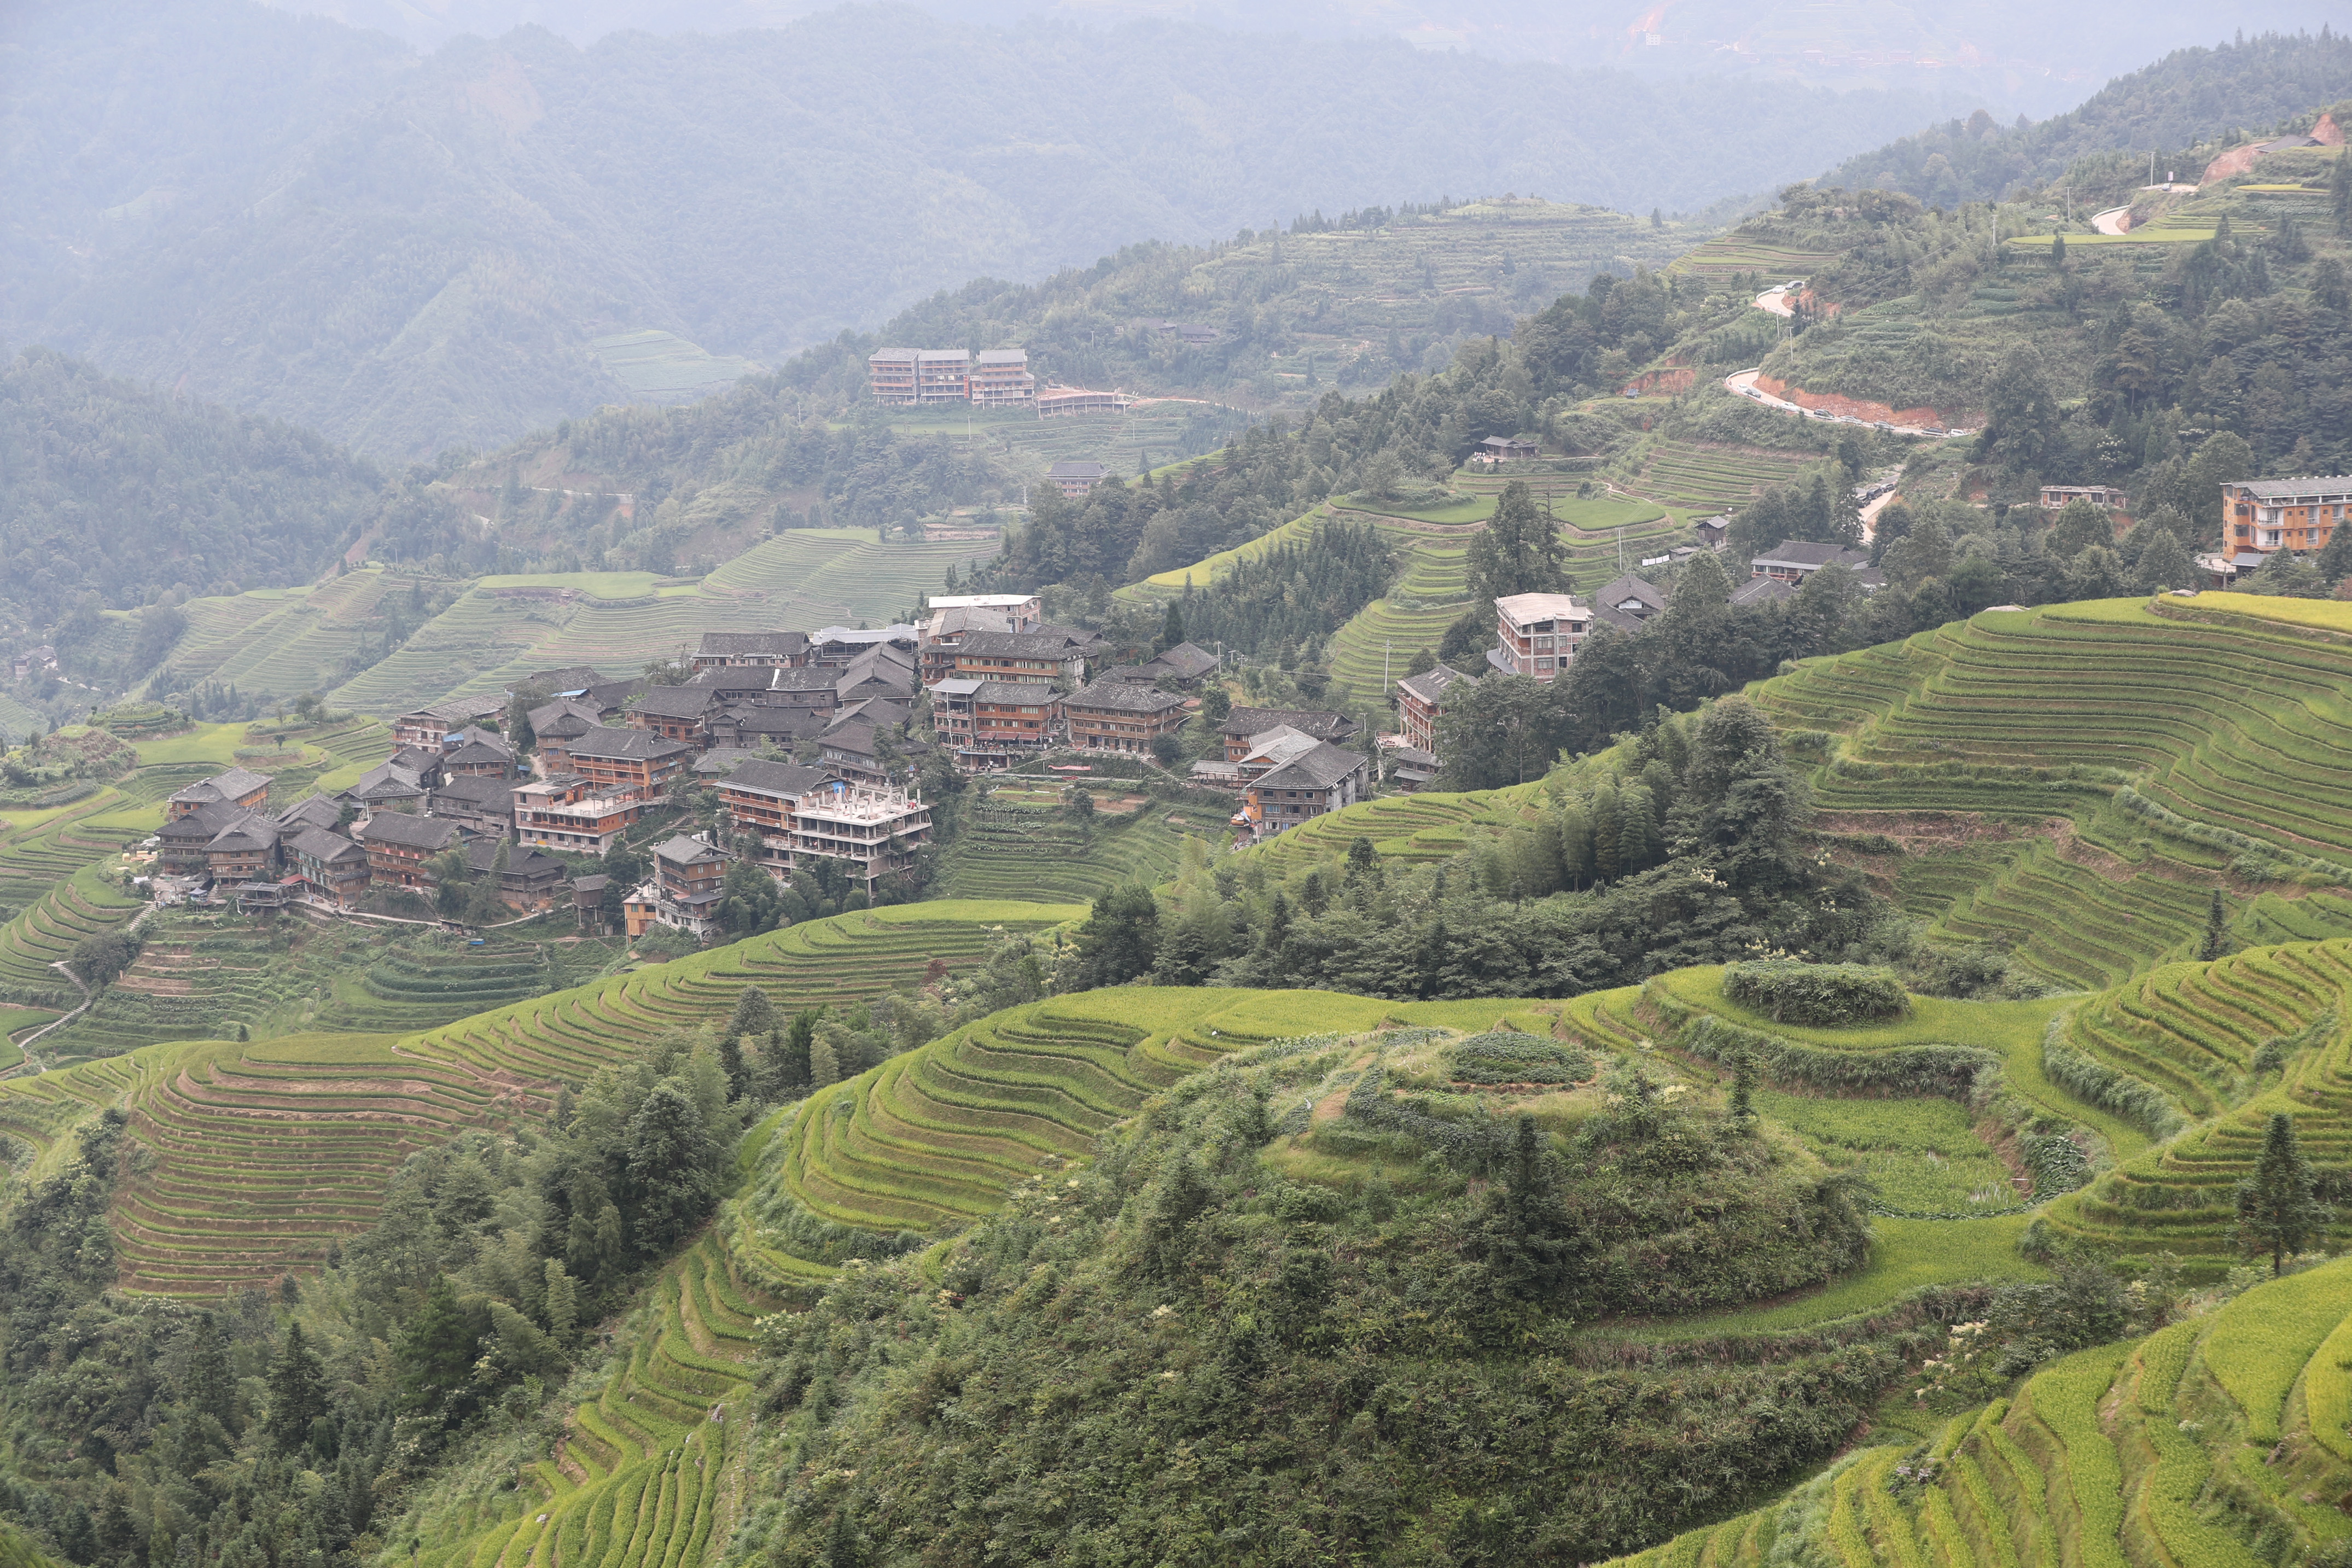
xmin=716 ymin=1030 xmax=748 ymax=1103
xmin=542 ymin=1258 xmax=578 ymax=1342
xmin=397 ymin=1276 xmax=482 ymax=1420
xmin=2199 ymin=888 xmax=2229 ymax=961
xmin=264 ymin=1321 xmax=328 ymax=1452
xmin=2237 ymin=1112 xmax=2331 ymax=1274
xmin=1731 ymin=1051 xmax=1757 ymax=1127
xmin=1160 ymin=601 xmax=1185 ymax=653
xmin=178 ymin=1311 xmax=238 ymax=1432
xmin=783 ymin=1010 xmax=818 ymax=1091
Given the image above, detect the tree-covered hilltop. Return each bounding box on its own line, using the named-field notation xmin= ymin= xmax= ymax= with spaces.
xmin=0 ymin=348 xmax=474 ymax=643
xmin=1816 ymin=30 xmax=2352 ymax=208
xmin=7 ymin=0 xmax=1983 ymax=461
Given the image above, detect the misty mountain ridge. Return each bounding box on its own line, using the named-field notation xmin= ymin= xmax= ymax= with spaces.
xmin=8 ymin=0 xmax=1998 ymax=462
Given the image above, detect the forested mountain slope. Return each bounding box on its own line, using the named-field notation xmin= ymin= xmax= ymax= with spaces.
xmin=1817 ymin=29 xmax=2352 ymax=207
xmin=0 ymin=348 xmax=470 ymax=647
xmin=8 ymin=0 xmax=1979 ymax=459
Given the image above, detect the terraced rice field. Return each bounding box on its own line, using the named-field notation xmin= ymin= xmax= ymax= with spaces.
xmin=1664 ymin=236 xmax=1841 ymax=281
xmin=152 ymin=570 xmax=420 ymax=703
xmin=1603 ymin=1255 xmax=2352 ymax=1566
xmin=330 ymin=532 xmax=997 ymax=714
xmin=43 ymin=916 xmax=628 ymax=1059
xmin=939 ymin=797 xmax=1231 ymax=902
xmin=1240 ymin=778 xmax=1548 ymax=875
xmin=1602 ymin=436 xmax=1821 ymax=514
xmin=1754 ymin=598 xmax=2352 ymax=984
xmin=395 ymin=1227 xmax=777 ymax=1568
xmin=0 ymin=901 xmax=1079 ymax=1295
xmin=2041 ymin=939 xmax=2352 ymax=1270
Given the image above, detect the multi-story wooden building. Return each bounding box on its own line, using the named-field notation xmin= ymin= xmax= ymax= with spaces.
xmin=202 ymin=813 xmax=281 ymax=884
xmin=1047 ymin=460 xmax=1109 ymax=499
xmin=950 ymin=630 xmax=1098 ymax=684
xmin=2221 ymin=477 xmax=2352 ymax=558
xmin=628 ymin=684 xmax=720 ymax=749
xmin=391 ymin=695 xmax=505 ymax=749
xmin=1219 ymin=707 xmax=1358 ymax=762
xmin=354 ymin=811 xmax=462 ymax=891
xmin=560 ymin=726 xmax=694 ymax=802
xmin=688 ymin=631 xmax=810 ymax=672
xmin=286 ymin=827 xmax=371 ymax=908
xmin=511 ymin=774 xmax=642 ymax=855
xmin=167 ymin=767 xmax=271 ymax=821
xmin=715 ymin=760 xmax=834 ymax=877
xmin=428 ymin=775 xmax=515 ymax=837
xmin=969 ymin=348 xmax=1035 ymax=407
xmin=651 ymin=834 xmax=729 ymax=935
xmin=1395 ymin=663 xmax=1476 ymax=755
xmin=966 ymin=680 xmax=1062 ymax=764
xmin=1238 ymin=742 xmax=1367 ymax=841
xmin=1063 ymin=679 xmax=1186 ymax=754
xmin=1491 ymin=592 xmax=1591 ymax=681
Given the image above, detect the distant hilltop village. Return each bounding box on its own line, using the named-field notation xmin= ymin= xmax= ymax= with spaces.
xmin=868 ymin=346 xmax=1132 ymax=418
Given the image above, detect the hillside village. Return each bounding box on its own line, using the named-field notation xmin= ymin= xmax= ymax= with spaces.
xmin=16 ymin=27 xmax=2352 ymax=1568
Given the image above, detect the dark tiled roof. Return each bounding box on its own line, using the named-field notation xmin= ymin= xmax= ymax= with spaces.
xmin=288 ymin=826 xmax=365 ymax=864
xmin=1066 ymin=679 xmax=1185 ymax=714
xmin=719 ymin=704 xmax=828 ymax=737
xmin=653 ymin=833 xmax=725 ymax=866
xmin=1143 ymin=641 xmax=1220 ymax=679
xmin=171 ymin=766 xmax=271 ymax=805
xmin=160 ymin=801 xmax=248 ymax=841
xmin=630 ymin=685 xmax=719 ymax=719
xmin=723 ymin=760 xmax=834 ymax=797
xmin=1049 ymin=461 xmax=1109 ymax=479
xmin=356 ymin=813 xmax=462 ymax=851
xmin=971 ymin=680 xmax=1057 ymax=704
xmin=567 ymin=725 xmax=693 ymax=762
xmin=1594 ymin=573 xmax=1668 ymax=616
xmin=529 ymin=697 xmax=603 ymax=731
xmin=1751 ymin=539 xmax=1870 ymax=571
xmin=1729 ymin=575 xmax=1795 ymax=607
xmin=1222 ymin=707 xmax=1357 ymax=742
xmin=954 ymin=631 xmax=1092 ymax=659
xmin=1396 ymin=663 xmax=1475 ymax=704
xmin=765 ymin=666 xmax=845 ymax=692
xmin=696 ymin=630 xmax=811 ymax=658
xmin=445 ymin=741 xmax=516 ymax=769
xmin=819 ymin=721 xmax=881 ymax=757
xmin=1254 ymin=741 xmax=1366 ymax=792
xmin=403 ymin=694 xmax=505 ymax=723
xmin=432 ymin=776 xmax=513 ymax=807
xmin=276 ymin=794 xmax=344 ymax=831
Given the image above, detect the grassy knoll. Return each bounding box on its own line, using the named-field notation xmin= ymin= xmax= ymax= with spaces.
xmin=749 ymin=988 xmax=1558 ymax=1279
xmin=1603 ymin=1255 xmax=2352 ymax=1566
xmin=1752 ymin=597 xmax=2352 ymax=987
